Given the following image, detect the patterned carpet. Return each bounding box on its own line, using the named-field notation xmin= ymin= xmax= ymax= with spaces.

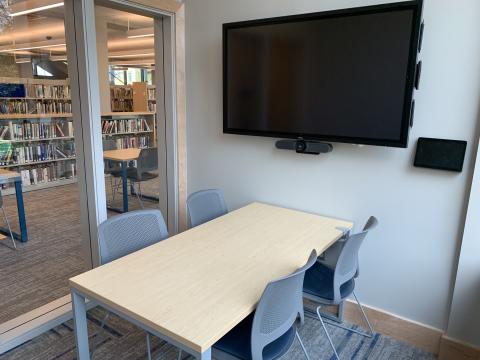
xmin=1 ymin=307 xmax=437 ymax=360
xmin=0 ymin=176 xmax=160 ymax=324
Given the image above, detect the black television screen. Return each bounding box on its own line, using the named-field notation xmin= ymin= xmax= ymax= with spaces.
xmin=223 ymin=1 xmax=423 ymax=148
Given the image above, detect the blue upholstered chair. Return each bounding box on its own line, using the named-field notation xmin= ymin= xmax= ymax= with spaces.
xmin=96 ymin=209 xmax=169 ymax=359
xmin=212 ymin=250 xmax=317 ymax=360
xmin=303 ymin=216 xmax=378 ymax=360
xmin=187 ymin=189 xmax=228 ymax=227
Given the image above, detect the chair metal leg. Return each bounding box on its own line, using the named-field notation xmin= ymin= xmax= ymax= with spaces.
xmin=90 ymin=311 xmax=111 ymax=356
xmin=133 ymin=181 xmax=144 ymax=209
xmin=146 ymin=332 xmax=152 ymax=360
xmin=111 ymin=177 xmax=122 ymax=204
xmin=295 ymin=330 xmax=310 ymax=360
xmin=1 ymin=206 xmax=16 ymax=250
xmin=316 ymin=306 xmax=340 ymax=360
xmin=352 ymin=291 xmax=374 ymax=335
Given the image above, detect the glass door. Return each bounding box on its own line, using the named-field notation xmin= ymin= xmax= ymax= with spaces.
xmin=0 ymin=0 xmax=90 ymax=328
xmin=93 ymin=1 xmax=175 ymax=233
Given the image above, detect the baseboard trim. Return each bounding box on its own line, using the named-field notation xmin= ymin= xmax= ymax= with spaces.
xmin=439 ymin=336 xmax=480 ymax=360
xmin=340 ymin=299 xmax=443 ymax=355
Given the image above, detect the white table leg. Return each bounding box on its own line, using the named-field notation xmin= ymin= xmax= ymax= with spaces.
xmin=72 ymin=290 xmax=90 ymax=360
xmin=198 ymin=347 xmax=211 ymax=359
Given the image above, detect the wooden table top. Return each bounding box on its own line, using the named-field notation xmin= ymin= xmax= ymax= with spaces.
xmin=103 ymin=148 xmax=141 ymax=162
xmin=70 ymin=202 xmax=353 ymax=352
xmin=0 ymin=169 xmax=21 ymax=181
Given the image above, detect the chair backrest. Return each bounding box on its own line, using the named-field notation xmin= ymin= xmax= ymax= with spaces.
xmin=363 ymin=216 xmax=379 ymax=232
xmin=98 ymin=209 xmax=168 ymax=265
xmin=251 ymin=250 xmax=317 ymax=360
xmin=136 ymin=147 xmax=158 ymax=176
xmin=332 ymin=216 xmax=378 ymax=301
xmin=187 ymin=189 xmax=228 ymax=227
xmin=103 ymin=139 xmax=116 ymax=151
xmin=103 ymin=140 xmax=117 ymax=173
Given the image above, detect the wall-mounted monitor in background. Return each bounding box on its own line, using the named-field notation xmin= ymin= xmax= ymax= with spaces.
xmin=223 ymin=1 xmax=424 ymax=148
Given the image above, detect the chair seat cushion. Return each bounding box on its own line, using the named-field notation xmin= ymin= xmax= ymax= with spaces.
xmin=303 ymin=262 xmax=355 ymax=301
xmin=110 ymin=168 xmax=158 ymax=182
xmin=213 ymin=313 xmax=296 ymax=360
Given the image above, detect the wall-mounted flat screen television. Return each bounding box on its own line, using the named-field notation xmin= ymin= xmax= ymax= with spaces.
xmin=223 ymin=1 xmax=424 ymax=148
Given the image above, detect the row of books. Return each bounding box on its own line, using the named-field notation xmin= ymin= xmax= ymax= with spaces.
xmin=111 ymin=99 xmax=133 ymax=112
xmin=0 ymin=121 xmax=74 ymax=140
xmin=110 ymin=86 xmax=133 ymax=100
xmin=147 ymin=88 xmax=156 ymax=100
xmin=33 ymin=100 xmax=72 ymax=114
xmin=148 ymin=102 xmax=157 ymax=112
xmin=0 ymin=143 xmax=75 ymax=166
xmin=19 ymin=162 xmax=76 ymax=187
xmin=101 ymin=118 xmax=151 ymax=134
xmin=113 ymin=136 xmax=150 ymax=149
xmin=25 ymin=84 xmax=71 ymax=99
xmin=0 ymin=99 xmax=72 ymax=114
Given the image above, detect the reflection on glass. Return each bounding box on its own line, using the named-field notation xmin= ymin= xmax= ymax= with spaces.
xmin=96 ymin=5 xmax=161 ymax=216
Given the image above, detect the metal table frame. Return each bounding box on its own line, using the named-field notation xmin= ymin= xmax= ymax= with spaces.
xmin=71 ymin=289 xmax=212 ymax=359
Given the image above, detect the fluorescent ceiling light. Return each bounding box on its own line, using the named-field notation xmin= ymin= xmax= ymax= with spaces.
xmin=127 ymin=34 xmax=154 ymax=39
xmin=0 ymin=43 xmax=65 ymax=53
xmin=127 ymin=27 xmax=154 ymax=39
xmin=15 ymin=59 xmax=31 ymax=64
xmin=10 ymin=2 xmax=64 ymax=17
xmin=109 ymin=52 xmax=154 ymax=59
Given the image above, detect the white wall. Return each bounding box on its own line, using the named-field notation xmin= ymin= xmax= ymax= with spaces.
xmin=185 ymin=0 xmax=480 ymax=332
xmin=446 ymin=138 xmax=480 ymax=347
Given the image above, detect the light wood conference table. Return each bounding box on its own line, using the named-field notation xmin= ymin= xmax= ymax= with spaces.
xmin=103 ymin=148 xmax=141 ymax=213
xmin=70 ymin=202 xmax=353 ymax=359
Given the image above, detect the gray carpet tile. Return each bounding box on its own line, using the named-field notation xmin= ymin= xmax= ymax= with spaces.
xmin=1 ymin=307 xmax=437 ymax=360
xmin=0 ymin=176 xmax=160 ymax=324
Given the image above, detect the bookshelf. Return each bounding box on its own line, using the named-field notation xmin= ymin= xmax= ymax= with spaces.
xmin=0 ymin=78 xmax=76 ymax=195
xmin=110 ymin=85 xmax=134 ymax=112
xmin=101 ymin=111 xmax=156 ymax=150
xmin=111 ymin=83 xmax=156 ymax=113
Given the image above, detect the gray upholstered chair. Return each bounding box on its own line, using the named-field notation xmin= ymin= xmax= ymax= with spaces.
xmin=303 ymin=216 xmax=378 ymax=360
xmin=187 ymin=189 xmax=228 ymax=227
xmin=212 ymin=250 xmax=317 ymax=360
xmin=95 ymin=209 xmax=169 ymax=359
xmin=0 ymin=190 xmax=16 ymax=250
xmin=111 ymin=147 xmax=159 ymax=209
xmin=103 ymin=139 xmax=120 ymax=205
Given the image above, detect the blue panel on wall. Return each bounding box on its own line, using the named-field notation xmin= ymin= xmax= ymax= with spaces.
xmin=0 ymin=84 xmax=26 ymax=98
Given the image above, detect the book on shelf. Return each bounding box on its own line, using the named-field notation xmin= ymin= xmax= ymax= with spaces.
xmin=5 ymin=120 xmax=74 ymax=140
xmin=113 ymin=136 xmax=150 ymax=149
xmin=110 ymin=86 xmax=133 ymax=100
xmin=0 ymin=142 xmax=76 ymax=166
xmin=110 ymin=99 xmax=133 ymax=112
xmin=25 ymin=84 xmax=71 ymax=99
xmin=0 ymin=98 xmax=72 ymax=115
xmin=147 ymin=88 xmax=156 ymax=100
xmin=19 ymin=161 xmax=76 ymax=187
xmin=101 ymin=118 xmax=151 ymax=134
xmin=148 ymin=102 xmax=157 ymax=112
